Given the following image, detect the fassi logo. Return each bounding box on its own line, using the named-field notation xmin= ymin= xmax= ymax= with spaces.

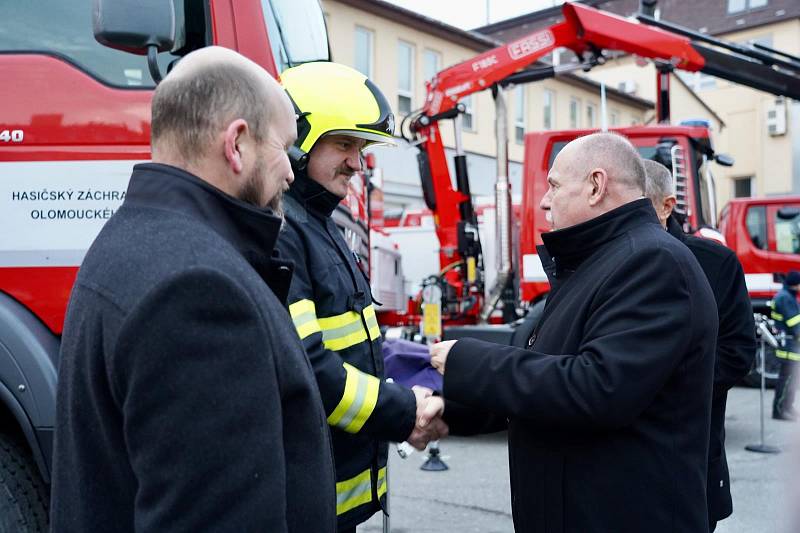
xmin=507 ymin=30 xmax=556 ymax=61
xmin=472 ymin=55 xmax=498 ymax=72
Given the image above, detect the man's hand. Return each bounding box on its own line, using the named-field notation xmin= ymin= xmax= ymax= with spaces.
xmin=407 ymin=386 xmax=448 ymax=450
xmin=430 ymin=340 xmax=457 ymax=375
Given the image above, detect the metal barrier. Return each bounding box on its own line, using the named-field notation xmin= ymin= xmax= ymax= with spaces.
xmin=745 ymin=314 xmax=781 ymax=454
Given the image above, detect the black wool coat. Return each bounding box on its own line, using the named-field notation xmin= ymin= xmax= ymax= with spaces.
xmin=667 ymin=215 xmax=756 ymax=525
xmin=51 ymin=163 xmax=336 ymax=533
xmin=444 ymin=199 xmax=717 ymax=533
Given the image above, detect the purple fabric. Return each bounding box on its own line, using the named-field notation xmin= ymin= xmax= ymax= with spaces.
xmin=382 ymin=339 xmax=443 ymax=391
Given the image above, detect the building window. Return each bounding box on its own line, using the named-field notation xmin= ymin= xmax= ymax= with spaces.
xmin=696 ymin=73 xmax=716 ymax=91
xmin=569 ymin=97 xmax=580 ymax=129
xmin=515 ymin=86 xmax=526 ymax=144
xmin=397 ymin=41 xmax=414 ymax=115
xmin=746 ymin=205 xmax=767 ymax=250
xmin=728 ymin=0 xmax=768 ymax=14
xmin=543 ymin=48 xmax=577 ymax=66
xmin=733 ymin=176 xmax=752 ymax=198
xmin=543 ymin=90 xmax=554 ymax=130
xmin=610 ymin=110 xmax=619 ymax=126
xmin=462 ymin=95 xmax=475 ymax=131
xmin=586 ymin=104 xmax=596 ymax=128
xmin=354 ymin=26 xmax=373 ymax=77
xmin=423 ymin=49 xmax=441 ymax=84
xmin=677 ymin=71 xmax=717 ymax=91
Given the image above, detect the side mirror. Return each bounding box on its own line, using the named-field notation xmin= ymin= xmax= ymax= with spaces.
xmin=715 ymin=153 xmax=735 ymax=167
xmin=93 ymin=0 xmax=177 ymax=83
xmin=777 ymin=207 xmax=800 ymax=220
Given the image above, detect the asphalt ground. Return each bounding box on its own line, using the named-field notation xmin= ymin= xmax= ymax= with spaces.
xmin=362 ymin=386 xmax=800 ymax=533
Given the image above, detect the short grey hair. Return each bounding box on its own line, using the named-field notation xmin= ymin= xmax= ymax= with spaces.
xmin=643 ymin=159 xmax=674 ymax=203
xmin=151 ymin=62 xmax=271 ymax=162
xmin=570 ymin=132 xmax=647 ymax=194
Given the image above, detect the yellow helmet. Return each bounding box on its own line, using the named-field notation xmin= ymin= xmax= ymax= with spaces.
xmin=280 ymin=62 xmax=396 ymax=154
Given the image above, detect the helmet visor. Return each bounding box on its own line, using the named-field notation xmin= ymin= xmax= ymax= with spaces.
xmin=324 ymin=129 xmax=397 ymax=147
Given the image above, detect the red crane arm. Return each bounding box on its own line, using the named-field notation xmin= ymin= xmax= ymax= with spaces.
xmin=422 ymin=2 xmax=706 ymax=117
xmin=409 ymin=1 xmax=798 ymax=321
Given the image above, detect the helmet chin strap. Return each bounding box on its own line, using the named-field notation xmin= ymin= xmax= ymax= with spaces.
xmin=289 ymin=168 xmax=344 ymax=217
xmin=288 ymin=146 xmax=308 ymax=172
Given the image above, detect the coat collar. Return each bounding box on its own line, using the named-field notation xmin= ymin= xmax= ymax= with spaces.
xmin=540 ymin=198 xmax=660 ymax=274
xmin=287 ymin=169 xmax=343 ymax=218
xmin=666 ymin=213 xmax=687 ymax=243
xmin=124 ymin=163 xmax=284 ymax=266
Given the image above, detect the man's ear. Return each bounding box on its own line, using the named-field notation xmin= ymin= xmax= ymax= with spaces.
xmin=663 ymin=195 xmax=677 ymax=219
xmin=223 ymin=119 xmax=249 ymax=174
xmin=588 ymin=168 xmax=608 ymax=207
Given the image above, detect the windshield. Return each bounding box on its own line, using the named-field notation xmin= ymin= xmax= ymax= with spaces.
xmin=262 ymin=0 xmax=329 ymax=73
xmin=0 ymin=0 xmax=187 ymax=88
xmin=774 ymin=208 xmax=800 ymax=254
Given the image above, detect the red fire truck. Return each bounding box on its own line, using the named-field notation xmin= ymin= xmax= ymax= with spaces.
xmin=0 ymin=0 xmax=330 ymax=526
xmin=719 ymin=197 xmax=800 ymax=308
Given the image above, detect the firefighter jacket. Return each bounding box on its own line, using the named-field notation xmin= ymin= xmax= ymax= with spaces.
xmin=771 ymin=285 xmax=800 ymax=360
xmin=276 ymin=172 xmax=417 ymax=531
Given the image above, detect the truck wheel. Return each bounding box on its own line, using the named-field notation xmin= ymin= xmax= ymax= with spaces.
xmin=0 ymin=433 xmax=49 ymax=532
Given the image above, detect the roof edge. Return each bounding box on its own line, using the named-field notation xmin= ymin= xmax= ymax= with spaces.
xmin=331 ymin=0 xmax=501 ymax=51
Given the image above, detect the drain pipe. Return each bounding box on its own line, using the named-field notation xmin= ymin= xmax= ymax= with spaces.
xmin=480 ymin=84 xmax=513 ymax=322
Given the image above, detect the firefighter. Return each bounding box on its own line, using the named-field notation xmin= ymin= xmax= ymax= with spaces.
xmin=771 ymin=270 xmax=800 ymax=420
xmin=277 ymin=62 xmax=447 ymax=533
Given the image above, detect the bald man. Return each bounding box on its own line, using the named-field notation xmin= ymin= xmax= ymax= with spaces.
xmin=51 ymin=47 xmax=336 ymax=532
xmin=645 ymin=159 xmax=755 ymax=531
xmin=429 ymin=133 xmax=718 ymax=532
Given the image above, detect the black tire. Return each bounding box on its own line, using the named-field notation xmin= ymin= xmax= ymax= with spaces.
xmin=0 ymin=433 xmax=49 ymax=532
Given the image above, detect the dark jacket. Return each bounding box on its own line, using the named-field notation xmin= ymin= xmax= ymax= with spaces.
xmin=444 ymin=199 xmax=717 ymax=533
xmin=275 ymin=173 xmax=416 ymax=530
xmin=51 ymin=163 xmax=336 ymax=533
xmin=667 ymin=215 xmax=756 ymax=525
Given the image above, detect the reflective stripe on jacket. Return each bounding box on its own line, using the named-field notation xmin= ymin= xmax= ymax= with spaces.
xmin=771 ymin=287 xmax=800 ymax=360
xmin=276 ymin=191 xmax=416 ymax=530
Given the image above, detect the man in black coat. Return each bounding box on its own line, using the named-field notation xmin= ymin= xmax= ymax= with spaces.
xmin=428 ymin=132 xmax=717 ymax=533
xmin=51 ymin=47 xmax=336 ymax=532
xmin=645 ymin=159 xmax=756 ymax=531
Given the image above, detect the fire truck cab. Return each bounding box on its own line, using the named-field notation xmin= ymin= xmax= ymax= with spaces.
xmin=521 ymin=124 xmax=728 ymax=305
xmin=719 ymin=197 xmax=800 ymax=309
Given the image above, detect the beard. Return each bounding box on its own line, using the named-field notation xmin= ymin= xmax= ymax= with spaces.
xmin=239 ymin=158 xmax=284 ymax=218
xmin=268 ymin=188 xmax=284 ymax=217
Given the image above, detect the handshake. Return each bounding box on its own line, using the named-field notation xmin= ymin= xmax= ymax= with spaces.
xmin=407 ymin=385 xmax=449 ymax=450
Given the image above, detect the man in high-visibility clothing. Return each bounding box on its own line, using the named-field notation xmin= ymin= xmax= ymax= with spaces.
xmin=277 ymin=62 xmax=447 ymax=532
xmin=771 ymin=270 xmax=800 ymax=420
